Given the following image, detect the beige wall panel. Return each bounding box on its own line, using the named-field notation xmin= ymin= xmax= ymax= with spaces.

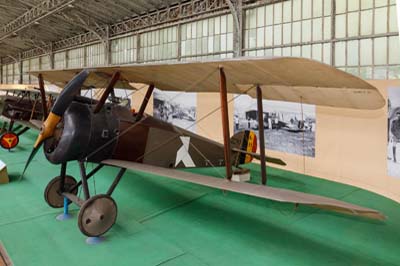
xmin=131 ymin=84 xmax=154 ymax=115
xmin=196 ymin=93 xmax=234 ymax=143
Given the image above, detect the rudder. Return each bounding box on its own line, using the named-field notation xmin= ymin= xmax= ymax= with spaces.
xmin=230 ymin=130 xmax=257 ymax=166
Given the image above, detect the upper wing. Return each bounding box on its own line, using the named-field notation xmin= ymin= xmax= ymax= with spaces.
xmin=102 ymin=159 xmax=384 ymax=220
xmin=27 ymin=119 xmax=43 ymax=130
xmin=30 ymin=57 xmax=384 ymax=110
xmin=0 ymin=84 xmax=60 ymax=96
xmin=15 ymin=120 xmax=42 ymax=130
xmin=0 ymin=117 xmax=42 ymax=130
xmin=0 ymin=84 xmax=37 ymax=92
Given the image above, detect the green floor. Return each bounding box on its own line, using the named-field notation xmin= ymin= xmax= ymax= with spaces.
xmin=1 ymin=129 xmax=400 ymax=266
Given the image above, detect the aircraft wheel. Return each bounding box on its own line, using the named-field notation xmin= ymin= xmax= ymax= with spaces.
xmin=78 ymin=194 xmax=117 ymax=237
xmin=44 ymin=176 xmax=78 ymax=208
xmin=0 ymin=132 xmax=19 ymax=150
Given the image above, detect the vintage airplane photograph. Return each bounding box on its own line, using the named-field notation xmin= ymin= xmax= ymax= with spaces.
xmin=0 ymin=83 xmax=58 ymax=150
xmin=234 ymin=95 xmax=316 ymax=156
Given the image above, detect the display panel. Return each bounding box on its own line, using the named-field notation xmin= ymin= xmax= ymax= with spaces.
xmin=153 ymin=89 xmax=197 ymax=133
xmin=388 ymin=87 xmax=400 ymax=178
xmin=234 ymin=95 xmax=316 ymax=157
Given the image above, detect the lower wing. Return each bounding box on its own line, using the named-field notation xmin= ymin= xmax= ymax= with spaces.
xmin=102 ymin=159 xmax=384 ymax=220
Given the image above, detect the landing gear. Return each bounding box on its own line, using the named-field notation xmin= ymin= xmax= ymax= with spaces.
xmin=78 ymin=194 xmax=118 ymax=237
xmin=51 ymin=162 xmax=126 ymax=237
xmin=44 ymin=175 xmax=78 ymax=208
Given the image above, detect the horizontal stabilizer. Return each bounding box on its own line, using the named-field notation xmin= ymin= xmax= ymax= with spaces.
xmin=232 ymin=148 xmax=287 ymax=166
xmin=103 ymin=159 xmax=385 ymax=221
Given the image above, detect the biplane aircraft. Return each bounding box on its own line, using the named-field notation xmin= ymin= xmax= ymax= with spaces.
xmin=22 ymin=57 xmax=386 ymax=237
xmin=0 ymin=83 xmax=58 ymax=150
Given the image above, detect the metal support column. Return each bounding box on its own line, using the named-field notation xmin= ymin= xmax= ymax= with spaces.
xmin=256 ymin=85 xmax=267 ymax=185
xmin=104 ymin=25 xmax=111 ymax=66
xmin=219 ymin=67 xmax=232 ymax=179
xmin=227 ymin=0 xmax=243 ymax=57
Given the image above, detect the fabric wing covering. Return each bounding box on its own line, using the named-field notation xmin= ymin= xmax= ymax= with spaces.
xmin=0 ymin=84 xmax=60 ymax=95
xmin=103 ymin=160 xmax=384 ymax=220
xmin=31 ymin=57 xmax=386 ymax=220
xmin=30 ymin=56 xmax=385 ymax=110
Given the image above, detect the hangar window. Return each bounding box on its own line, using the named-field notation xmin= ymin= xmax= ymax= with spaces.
xmin=21 ymin=58 xmax=44 ymax=84
xmin=181 ymin=14 xmax=234 ymax=60
xmin=1 ymin=65 xmax=6 ymax=84
xmin=111 ymin=35 xmax=137 ymax=65
xmin=139 ymin=26 xmax=178 ymax=62
xmin=244 ymin=0 xmax=399 ymax=79
xmin=40 ymin=56 xmax=51 ymax=70
xmin=86 ymin=43 xmax=105 ymax=67
xmin=4 ymin=64 xmax=14 ymax=84
xmin=67 ymin=47 xmax=85 ymax=69
xmin=29 ymin=57 xmax=39 ymax=84
xmin=54 ymin=52 xmax=66 ymax=70
xmin=22 ymin=60 xmax=29 ymax=84
xmin=12 ymin=63 xmax=20 ymax=84
xmin=244 ymin=0 xmax=332 ymax=62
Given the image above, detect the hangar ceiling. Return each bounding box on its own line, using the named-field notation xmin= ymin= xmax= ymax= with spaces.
xmin=0 ymin=0 xmax=183 ymax=58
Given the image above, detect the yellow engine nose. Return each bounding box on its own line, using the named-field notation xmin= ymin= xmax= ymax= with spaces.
xmin=34 ymin=112 xmax=61 ymax=148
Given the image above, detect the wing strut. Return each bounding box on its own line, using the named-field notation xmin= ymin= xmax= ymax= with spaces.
xmin=136 ymin=84 xmax=154 ymax=122
xmin=38 ymin=73 xmax=48 ymax=118
xmin=219 ymin=67 xmax=232 ymax=179
xmin=256 ymin=85 xmax=267 ymax=185
xmin=93 ymin=71 xmax=120 ymax=113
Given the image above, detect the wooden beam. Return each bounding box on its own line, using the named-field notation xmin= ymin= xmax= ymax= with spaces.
xmin=256 ymin=85 xmax=267 ymax=185
xmin=93 ymin=71 xmax=120 ymax=113
xmin=135 ymin=84 xmax=154 ymax=122
xmin=219 ymin=67 xmax=232 ymax=179
xmin=38 ymin=73 xmax=48 ymax=118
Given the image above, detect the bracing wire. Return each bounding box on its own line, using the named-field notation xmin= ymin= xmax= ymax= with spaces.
xmin=83 ymin=69 xmax=255 ymax=180
xmin=84 ymin=68 xmax=218 ymax=161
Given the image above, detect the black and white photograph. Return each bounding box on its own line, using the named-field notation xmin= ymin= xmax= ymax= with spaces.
xmin=387 ymin=87 xmax=400 ymax=178
xmin=234 ymin=95 xmax=316 ymax=157
xmin=153 ymin=89 xmax=197 ymax=132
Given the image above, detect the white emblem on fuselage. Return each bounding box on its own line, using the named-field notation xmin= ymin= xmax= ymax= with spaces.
xmin=175 ymin=136 xmax=195 ymax=167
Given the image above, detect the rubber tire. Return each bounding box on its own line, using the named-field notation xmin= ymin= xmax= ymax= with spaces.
xmin=44 ymin=175 xmax=78 ymax=208
xmin=78 ymin=194 xmax=118 ymax=237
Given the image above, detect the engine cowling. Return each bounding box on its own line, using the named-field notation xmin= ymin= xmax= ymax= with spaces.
xmin=43 ymin=101 xmax=121 ymax=164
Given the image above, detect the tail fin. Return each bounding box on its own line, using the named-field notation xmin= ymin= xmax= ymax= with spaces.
xmin=230 ymin=130 xmax=257 ymax=166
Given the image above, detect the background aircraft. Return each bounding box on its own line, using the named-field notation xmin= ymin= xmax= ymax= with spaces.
xmin=22 ymin=57 xmax=385 ymax=237
xmin=0 ymin=84 xmax=58 ymax=150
